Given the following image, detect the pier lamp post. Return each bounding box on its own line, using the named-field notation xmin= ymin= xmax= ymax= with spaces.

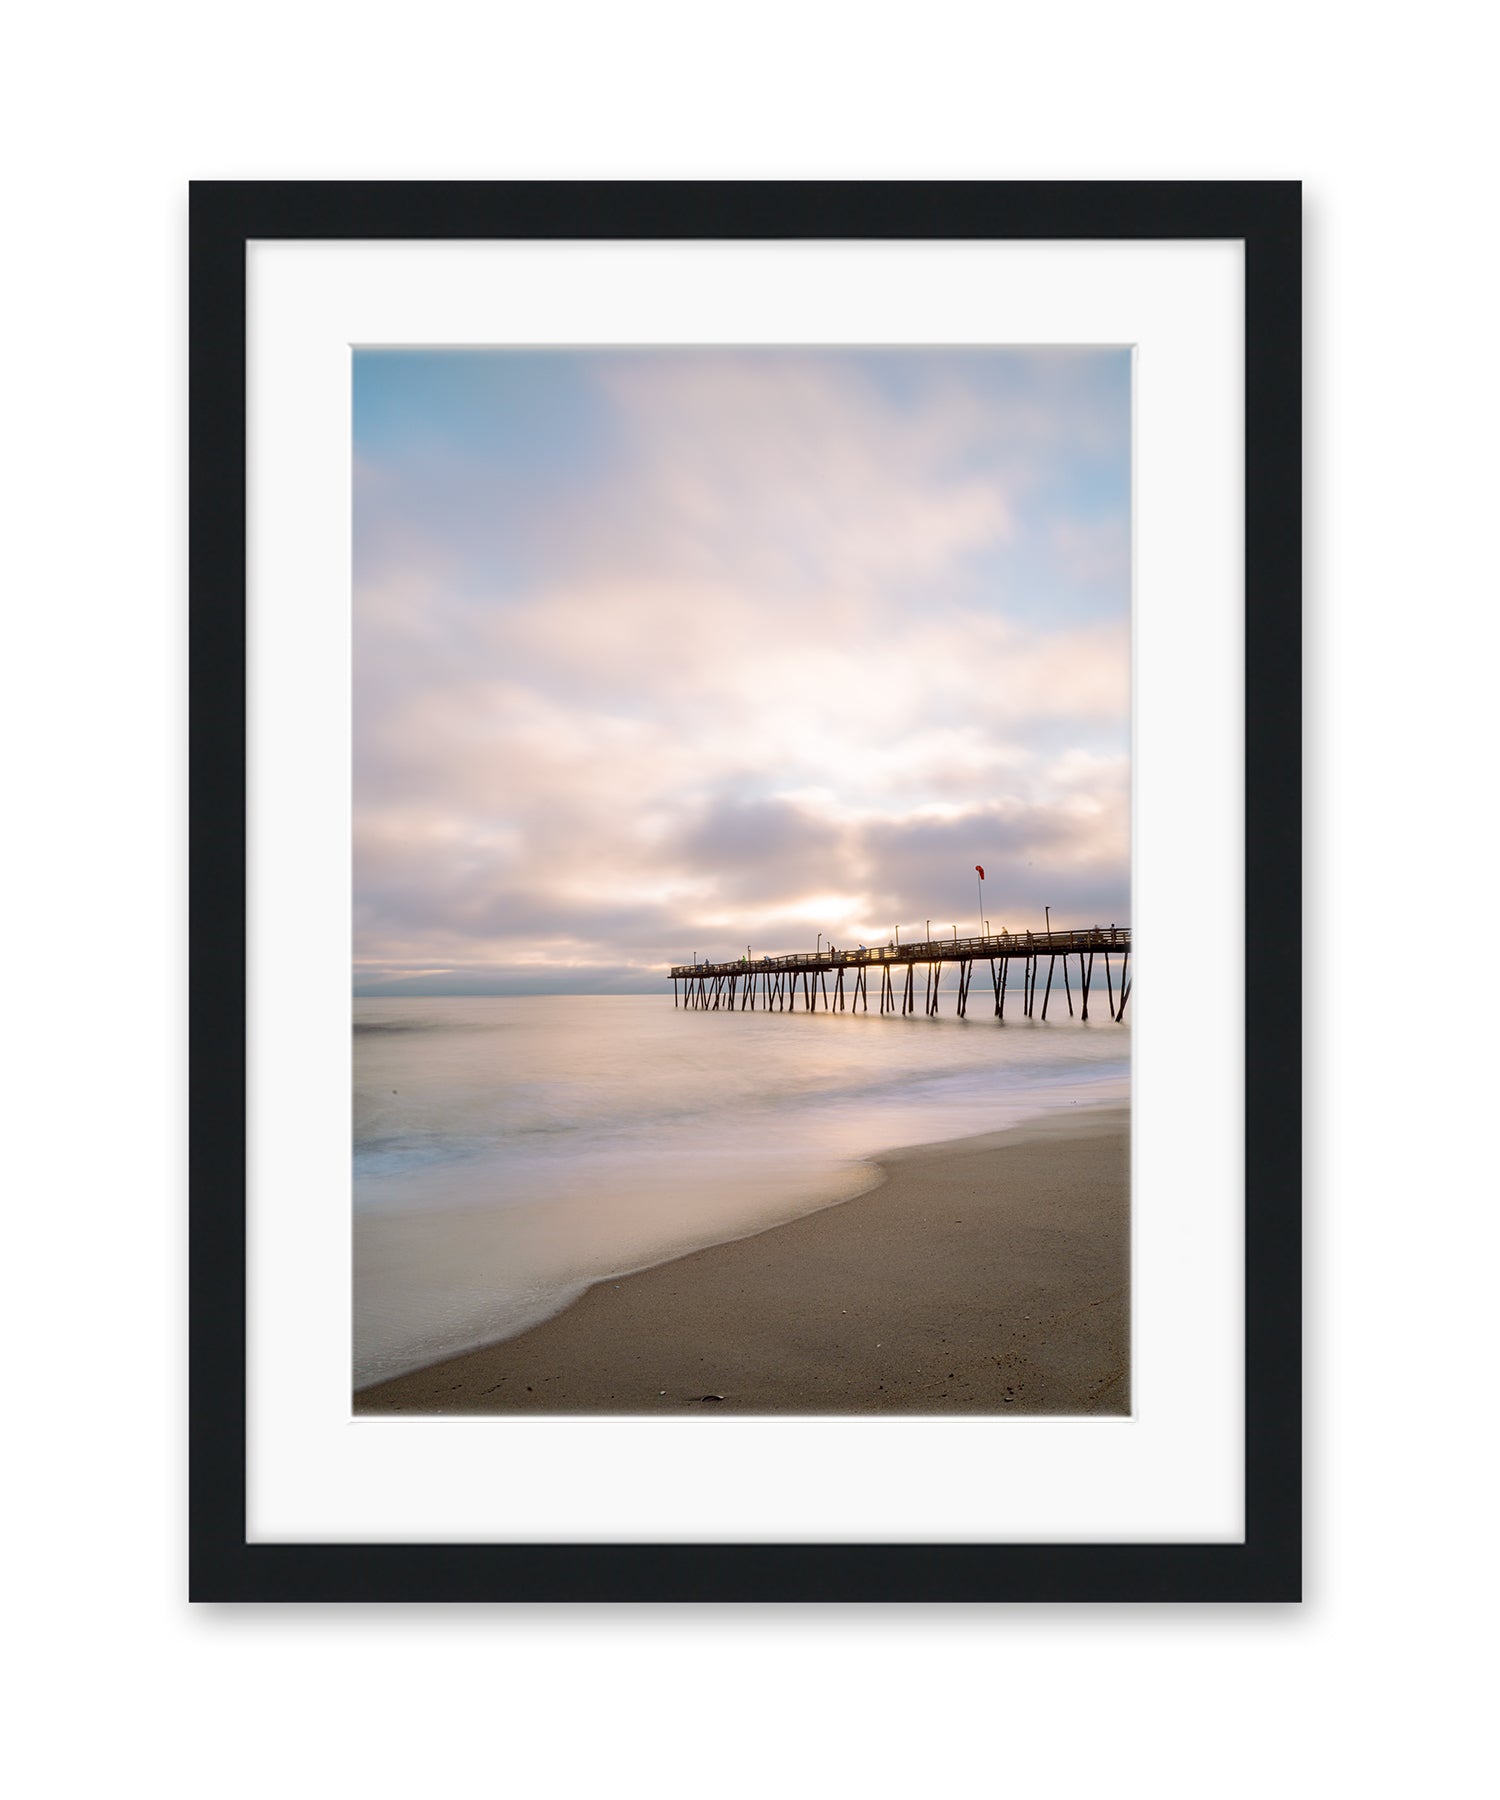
xmin=816 ymin=933 xmax=821 ymax=954
xmin=926 ymin=919 xmax=930 ymax=940
xmin=1045 ymin=905 xmax=1051 ymax=938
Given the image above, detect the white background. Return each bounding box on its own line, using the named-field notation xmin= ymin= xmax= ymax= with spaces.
xmin=5 ymin=4 xmax=1494 ymax=1796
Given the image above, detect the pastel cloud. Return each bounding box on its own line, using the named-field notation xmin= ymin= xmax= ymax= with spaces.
xmin=353 ymin=348 xmax=1131 ymax=993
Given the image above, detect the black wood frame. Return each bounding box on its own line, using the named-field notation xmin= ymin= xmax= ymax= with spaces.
xmin=189 ymin=180 xmax=1300 ymax=1602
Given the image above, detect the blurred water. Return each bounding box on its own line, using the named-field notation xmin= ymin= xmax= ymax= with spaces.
xmin=353 ymin=994 xmax=1129 ymax=1387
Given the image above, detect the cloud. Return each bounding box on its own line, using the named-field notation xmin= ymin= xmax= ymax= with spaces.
xmin=353 ymin=349 xmax=1132 ymax=989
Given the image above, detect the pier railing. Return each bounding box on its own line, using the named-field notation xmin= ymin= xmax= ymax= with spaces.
xmin=670 ymin=925 xmax=1128 ymax=980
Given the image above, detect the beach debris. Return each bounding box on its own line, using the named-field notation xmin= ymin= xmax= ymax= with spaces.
xmin=697 ymin=1394 xmax=725 ymax=1402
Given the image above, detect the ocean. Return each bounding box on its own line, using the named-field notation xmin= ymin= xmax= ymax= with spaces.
xmin=353 ymin=993 xmax=1130 ymax=1388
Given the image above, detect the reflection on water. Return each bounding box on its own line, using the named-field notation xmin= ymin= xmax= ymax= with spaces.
xmin=354 ymin=994 xmax=1129 ymax=1387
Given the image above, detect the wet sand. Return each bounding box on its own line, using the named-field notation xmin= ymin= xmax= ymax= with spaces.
xmin=354 ymin=1105 xmax=1130 ymax=1416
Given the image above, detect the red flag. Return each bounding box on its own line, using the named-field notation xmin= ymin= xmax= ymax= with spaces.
xmin=975 ymin=865 xmax=985 ymax=880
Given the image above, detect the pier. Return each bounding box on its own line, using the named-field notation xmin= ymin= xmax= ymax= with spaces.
xmin=670 ymin=927 xmax=1130 ymax=1023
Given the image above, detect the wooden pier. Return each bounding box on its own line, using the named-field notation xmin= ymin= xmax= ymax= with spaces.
xmin=670 ymin=927 xmax=1130 ymax=1023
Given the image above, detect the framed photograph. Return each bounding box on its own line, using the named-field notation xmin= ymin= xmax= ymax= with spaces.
xmin=190 ymin=181 xmax=1300 ymax=1601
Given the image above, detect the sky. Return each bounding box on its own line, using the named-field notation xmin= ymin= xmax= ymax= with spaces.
xmin=353 ymin=347 xmax=1131 ymax=995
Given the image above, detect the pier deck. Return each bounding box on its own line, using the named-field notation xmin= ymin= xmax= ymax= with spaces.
xmin=670 ymin=927 xmax=1130 ymax=1022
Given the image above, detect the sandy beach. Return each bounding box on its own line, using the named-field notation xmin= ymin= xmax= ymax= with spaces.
xmin=354 ymin=1104 xmax=1129 ymax=1416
